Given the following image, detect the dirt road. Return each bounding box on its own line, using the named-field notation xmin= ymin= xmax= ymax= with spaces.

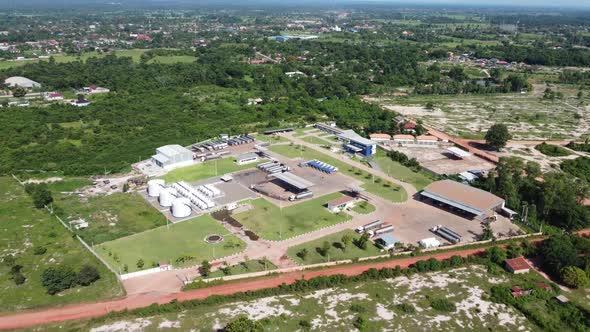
xmin=0 ymin=247 xmax=487 ymax=330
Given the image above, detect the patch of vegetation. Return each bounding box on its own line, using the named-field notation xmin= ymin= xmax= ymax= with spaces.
xmin=206 ymin=259 xmax=277 ymax=279
xmin=287 ymin=230 xmax=382 ymax=264
xmin=0 ymin=177 xmax=121 ymax=311
xmin=160 ymin=157 xmax=264 ymax=183
xmin=561 ymin=157 xmax=590 ymax=183
xmin=351 ymin=201 xmax=376 ymax=214
xmin=535 ymin=142 xmax=571 ymax=157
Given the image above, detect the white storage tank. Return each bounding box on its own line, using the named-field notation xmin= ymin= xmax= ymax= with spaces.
xmin=172 ymin=198 xmax=191 ymax=218
xmin=159 ymin=188 xmax=177 ymax=207
xmin=147 ymin=179 xmax=166 ymax=197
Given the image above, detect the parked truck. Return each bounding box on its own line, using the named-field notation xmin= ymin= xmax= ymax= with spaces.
xmin=368 ymin=224 xmax=395 ymax=237
xmin=289 ymin=191 xmax=314 ymax=201
xmin=356 ymin=220 xmax=383 ymax=233
xmin=430 ymin=225 xmax=462 ymax=244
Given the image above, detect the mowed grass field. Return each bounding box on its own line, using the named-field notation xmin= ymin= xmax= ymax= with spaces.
xmin=54 ymin=192 xmax=167 ymax=245
xmin=0 ymin=177 xmax=122 ymax=311
xmin=287 ymin=230 xmax=383 ymax=264
xmin=96 ymin=215 xmax=245 ymax=272
xmin=233 ymin=193 xmax=351 ymax=241
xmin=269 ymin=144 xmax=407 ymax=202
xmin=160 ymin=157 xmax=263 ymax=183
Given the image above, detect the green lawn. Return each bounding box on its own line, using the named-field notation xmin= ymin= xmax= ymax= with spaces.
xmin=160 ymin=157 xmax=262 ymax=183
xmin=0 ymin=177 xmax=122 ymax=311
xmin=372 ymin=150 xmax=434 ymax=191
xmin=287 ymin=230 xmax=383 ymax=264
xmin=204 ymin=259 xmax=277 ymax=279
xmin=54 ymin=192 xmax=167 ymax=245
xmin=302 ymin=135 xmax=334 ymax=146
xmin=351 ymin=201 xmax=376 ymax=214
xmin=233 ymin=193 xmax=351 ymax=241
xmin=96 ymin=215 xmax=245 ymax=272
xmin=269 ymin=144 xmax=407 ymax=202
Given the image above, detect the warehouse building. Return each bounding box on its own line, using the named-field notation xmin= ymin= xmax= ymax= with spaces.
xmin=420 ymin=180 xmax=505 ymax=218
xmin=235 ymin=152 xmax=259 ymax=165
xmin=337 ymin=130 xmax=377 ymax=156
xmin=152 ymin=144 xmax=193 ymax=169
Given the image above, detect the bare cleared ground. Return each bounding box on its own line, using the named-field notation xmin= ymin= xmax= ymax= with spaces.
xmin=365 ymin=86 xmax=590 ymax=140
xmin=387 ymin=145 xmax=496 ymax=175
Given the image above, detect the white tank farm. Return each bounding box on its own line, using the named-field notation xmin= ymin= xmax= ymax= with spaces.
xmin=158 ymin=188 xmax=177 ymax=207
xmin=147 ymin=179 xmax=166 ymax=197
xmin=171 ymin=198 xmax=192 ymax=218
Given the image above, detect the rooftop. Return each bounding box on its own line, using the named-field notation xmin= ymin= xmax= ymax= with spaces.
xmin=157 ymin=144 xmax=192 ymax=157
xmin=328 ymin=195 xmax=355 ymax=207
xmin=421 ymin=180 xmax=505 ymax=216
xmin=369 ymin=133 xmax=391 ymax=140
xmin=272 ymin=172 xmax=314 ymax=190
xmin=416 ymin=135 xmax=438 ymax=141
xmin=505 ymin=257 xmax=531 ymax=272
xmin=377 ymin=233 xmax=398 ymax=245
xmin=236 ymin=152 xmax=259 ymax=161
xmin=447 ymin=147 xmax=471 ymax=158
xmin=338 ymin=130 xmax=375 ymax=146
xmin=393 ymin=134 xmax=415 ymax=140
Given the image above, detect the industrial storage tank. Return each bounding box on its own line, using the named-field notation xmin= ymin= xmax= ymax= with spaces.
xmin=171 ymin=198 xmax=192 ymax=218
xmin=147 ymin=179 xmax=166 ymax=197
xmin=159 ymin=188 xmax=177 ymax=207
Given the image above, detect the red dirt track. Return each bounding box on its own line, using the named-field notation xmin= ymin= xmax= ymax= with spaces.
xmin=0 ymin=247 xmax=487 ymax=330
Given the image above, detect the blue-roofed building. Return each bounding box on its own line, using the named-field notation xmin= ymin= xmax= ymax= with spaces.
xmin=337 ymin=130 xmax=377 ymax=156
xmin=375 ymin=234 xmax=398 ymax=250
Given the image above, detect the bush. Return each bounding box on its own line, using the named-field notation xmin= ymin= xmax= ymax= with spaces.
xmin=41 ymin=266 xmax=77 ymax=295
xmin=395 ymin=303 xmax=416 ymax=314
xmin=560 ymin=266 xmax=590 ymax=288
xmin=224 ymin=315 xmax=263 ymax=332
xmin=33 ymin=246 xmax=47 ymax=255
xmin=24 ymin=183 xmax=53 ymax=209
xmin=13 ymin=272 xmax=26 ymax=285
xmin=535 ymin=142 xmax=570 ymax=157
xmin=430 ymin=298 xmax=456 ymax=312
xmin=77 ymin=265 xmax=100 ymax=286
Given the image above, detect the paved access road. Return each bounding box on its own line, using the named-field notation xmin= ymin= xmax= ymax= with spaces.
xmin=0 ymin=247 xmax=487 ymax=330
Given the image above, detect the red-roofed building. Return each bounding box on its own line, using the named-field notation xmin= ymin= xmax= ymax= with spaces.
xmin=135 ymin=34 xmax=153 ymax=42
xmin=392 ymin=134 xmax=415 ymax=145
xmin=44 ymin=92 xmax=63 ymax=101
xmin=535 ymin=282 xmax=552 ymax=292
xmin=327 ymin=195 xmax=356 ymax=213
xmin=416 ymin=135 xmax=439 ymax=146
xmin=403 ymin=122 xmax=416 ymax=134
xmin=369 ymin=133 xmax=391 ymax=141
xmin=505 ymin=257 xmax=531 ymax=274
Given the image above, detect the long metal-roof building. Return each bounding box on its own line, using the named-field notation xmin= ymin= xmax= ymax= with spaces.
xmin=420 ymin=180 xmax=505 ymax=218
xmin=271 ymin=172 xmax=314 ymax=191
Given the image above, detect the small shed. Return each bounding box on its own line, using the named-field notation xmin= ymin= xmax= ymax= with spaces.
xmin=375 ymin=234 xmax=398 ymax=250
xmin=504 ymin=257 xmax=531 ymax=274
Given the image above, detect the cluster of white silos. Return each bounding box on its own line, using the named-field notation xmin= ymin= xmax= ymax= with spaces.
xmin=158 ymin=187 xmax=177 ymax=207
xmin=198 ymin=184 xmax=221 ymax=197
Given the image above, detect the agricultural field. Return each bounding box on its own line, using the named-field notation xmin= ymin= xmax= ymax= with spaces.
xmin=54 ymin=192 xmax=167 ymax=245
xmin=0 ymin=177 xmax=122 ymax=311
xmin=368 ymin=85 xmax=590 ymax=140
xmin=56 ymin=265 xmax=541 ymax=331
xmin=95 ymin=215 xmax=245 ymax=273
xmin=233 ymin=193 xmax=351 ymax=241
xmin=160 ymin=157 xmax=262 ymax=183
xmin=287 ymin=230 xmax=383 ymax=264
xmin=269 ymin=144 xmax=407 ymax=202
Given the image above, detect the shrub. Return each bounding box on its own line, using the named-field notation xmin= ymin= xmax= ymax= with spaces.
xmin=77 ymin=265 xmax=100 ymax=286
xmin=430 ymin=298 xmax=456 ymax=312
xmin=33 ymin=246 xmax=47 ymax=255
xmin=560 ymin=266 xmax=590 ymax=288
xmin=353 ymin=316 xmax=367 ymax=331
xmin=41 ymin=266 xmax=77 ymax=295
xmin=535 ymin=142 xmax=570 ymax=157
xmin=395 ymin=303 xmax=416 ymax=314
xmin=13 ymin=272 xmax=26 ymax=285
xmin=350 ymin=303 xmax=367 ymax=313
xmin=224 ymin=315 xmax=263 ymax=332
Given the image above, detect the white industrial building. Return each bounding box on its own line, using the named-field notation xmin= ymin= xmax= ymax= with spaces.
xmin=235 ymin=152 xmax=259 ymax=165
xmin=4 ymin=76 xmax=41 ymax=89
xmin=152 ymin=144 xmax=193 ymax=169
